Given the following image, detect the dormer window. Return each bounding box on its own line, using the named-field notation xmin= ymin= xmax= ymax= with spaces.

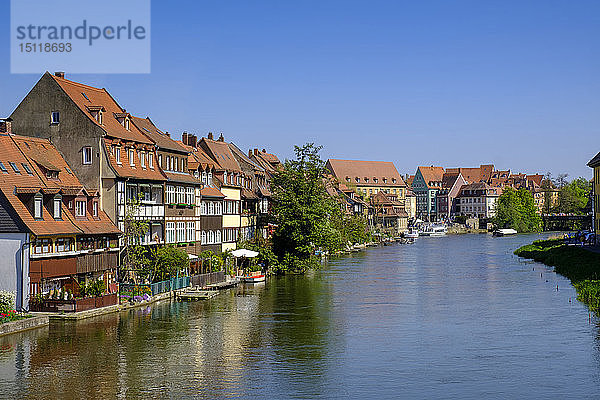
xmin=34 ymin=193 xmax=43 ymax=219
xmin=22 ymin=163 xmax=33 ymax=175
xmin=346 ymin=177 xmax=350 ymax=182
xmin=53 ymin=195 xmax=62 ymax=219
xmin=373 ymin=178 xmax=378 ymax=183
xmin=148 ymin=153 xmax=153 ymax=169
xmin=392 ymin=178 xmax=396 ymax=184
xmin=93 ymin=201 xmax=98 ymax=217
xmin=115 ymin=146 xmax=122 ymax=164
xmin=364 ymin=177 xmax=369 ymax=183
xmin=140 ymin=152 xmax=146 ymax=169
xmin=125 ymin=118 xmax=130 ymax=130
xmin=76 ymin=200 xmax=86 ymax=217
xmin=383 ymin=178 xmax=387 ymax=183
xmin=128 ymin=149 xmax=135 ymax=166
xmin=355 ymin=177 xmax=360 ymax=182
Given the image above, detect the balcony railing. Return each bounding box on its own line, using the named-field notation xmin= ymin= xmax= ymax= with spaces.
xmin=77 ymin=251 xmax=118 ymax=274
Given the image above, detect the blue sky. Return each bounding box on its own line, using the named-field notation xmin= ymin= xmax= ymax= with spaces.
xmin=1 ymin=0 xmax=598 ymax=178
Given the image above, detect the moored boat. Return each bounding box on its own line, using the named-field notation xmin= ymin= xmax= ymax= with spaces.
xmin=239 ymin=274 xmax=266 ymax=283
xmin=493 ymin=228 xmax=517 ymax=236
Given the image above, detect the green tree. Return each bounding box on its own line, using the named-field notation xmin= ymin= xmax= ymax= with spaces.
xmin=270 ymin=143 xmax=344 ymax=273
xmin=556 ymin=177 xmax=591 ymax=215
xmin=149 ymin=245 xmax=189 ymax=282
xmin=121 ymin=194 xmax=150 ymax=284
xmin=493 ymin=187 xmax=541 ymax=232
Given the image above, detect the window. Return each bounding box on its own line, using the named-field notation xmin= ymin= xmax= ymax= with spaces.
xmin=53 ymin=195 xmax=62 ymax=219
xmin=82 ymin=146 xmax=92 ymax=165
xmin=56 ymin=238 xmax=73 ymax=253
xmin=125 ymin=118 xmax=130 ymax=130
xmin=181 ymin=158 xmax=185 ymax=172
xmin=98 ymin=111 xmax=103 ymax=125
xmin=158 ymin=154 xmax=163 ymax=168
xmin=140 ymin=152 xmax=146 ymax=168
xmin=34 ymin=194 xmax=43 ymax=219
xmin=202 ymin=171 xmax=207 ymax=185
xmin=187 ymin=222 xmax=195 ymax=242
xmin=22 ymin=163 xmax=33 ymax=175
xmin=166 ymin=222 xmax=176 ymax=243
xmin=128 ymin=149 xmax=135 ymax=166
xmin=216 ymin=230 xmax=221 ymax=243
xmin=0 ymin=162 xmax=6 ymax=173
xmin=201 ymin=231 xmax=206 ymax=245
xmin=76 ymin=200 xmax=86 ymax=217
xmin=148 ymin=153 xmax=153 ymax=169
xmin=166 ymin=185 xmax=176 ymax=204
xmin=170 ymin=157 xmax=174 ymax=171
xmin=115 ymin=147 xmax=121 ymax=164
xmin=200 ymin=201 xmax=206 ymax=215
xmin=223 ymin=172 xmax=227 ymax=184
xmin=177 ymin=186 xmax=185 ymax=203
xmin=216 ymin=202 xmax=222 ymax=215
xmin=186 ymin=187 xmax=194 ymax=204
xmin=93 ymin=201 xmax=98 ymax=217
xmin=208 ymin=172 xmax=213 ymax=186
xmin=51 ymin=111 xmax=60 ymax=124
xmin=9 ymin=162 xmax=20 ymax=174
xmin=34 ymin=238 xmax=52 ymax=254
xmin=177 ymin=222 xmax=185 ymax=242
xmin=208 ymin=231 xmax=215 ymax=244
xmin=208 ymin=202 xmax=214 ymax=215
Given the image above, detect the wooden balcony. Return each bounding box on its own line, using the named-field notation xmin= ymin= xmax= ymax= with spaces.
xmin=77 ymin=251 xmax=119 ymax=274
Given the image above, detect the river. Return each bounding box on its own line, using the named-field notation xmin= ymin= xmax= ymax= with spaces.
xmin=1 ymin=233 xmax=599 ymax=399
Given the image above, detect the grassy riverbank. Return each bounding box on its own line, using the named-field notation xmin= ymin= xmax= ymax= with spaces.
xmin=514 ymin=239 xmax=600 ymax=311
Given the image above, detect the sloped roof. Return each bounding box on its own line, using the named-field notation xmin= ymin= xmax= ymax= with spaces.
xmin=103 ymin=139 xmax=166 ymax=181
xmin=416 ymin=166 xmax=445 ymax=188
xmin=327 ymin=159 xmax=406 ymax=187
xmin=201 ymin=186 xmax=225 ymax=198
xmin=588 ymin=151 xmax=600 ymax=168
xmin=131 ymin=116 xmax=188 ymax=153
xmin=164 ymin=171 xmax=202 ymax=185
xmin=441 ymin=172 xmax=460 ymax=189
xmin=0 ymin=134 xmax=120 ymax=236
xmin=446 ymin=164 xmax=494 ymax=184
xmin=199 ymin=137 xmax=241 ymax=172
xmin=50 ymin=73 xmax=153 ymax=144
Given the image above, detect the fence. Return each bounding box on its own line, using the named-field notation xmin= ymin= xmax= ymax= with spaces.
xmin=120 ymin=277 xmax=191 ymax=298
xmin=190 ymin=271 xmax=225 ymax=288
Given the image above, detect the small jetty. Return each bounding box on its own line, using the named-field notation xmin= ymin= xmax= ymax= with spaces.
xmin=205 ymin=279 xmax=240 ymax=291
xmin=177 ymin=290 xmax=219 ymax=301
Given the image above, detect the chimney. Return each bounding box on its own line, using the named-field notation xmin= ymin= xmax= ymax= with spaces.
xmin=208 ymin=132 xmax=214 ymax=140
xmin=254 ymin=149 xmax=259 ymax=155
xmin=218 ymin=133 xmax=224 ymax=142
xmin=248 ymin=149 xmax=253 ymax=158
xmin=165 ymin=131 xmax=170 ymax=137
xmin=0 ymin=118 xmax=12 ymax=134
xmin=182 ymin=131 xmax=188 ymax=144
xmin=54 ymin=71 xmax=65 ymax=79
xmin=262 ymin=149 xmax=266 ymax=153
xmin=189 ymin=134 xmax=197 ymax=147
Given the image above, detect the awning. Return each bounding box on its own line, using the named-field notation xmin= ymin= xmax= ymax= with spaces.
xmin=187 ymin=254 xmax=199 ymax=260
xmin=231 ymin=249 xmax=259 ymax=258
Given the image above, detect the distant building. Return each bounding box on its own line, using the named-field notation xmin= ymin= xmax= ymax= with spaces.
xmin=371 ymin=192 xmax=409 ymax=233
xmin=588 ymin=151 xmax=600 ymax=245
xmin=405 ymin=189 xmax=416 ymax=221
xmin=411 ymin=166 xmax=445 ymax=221
xmin=456 ymin=182 xmax=501 ymax=219
xmin=436 ymin=172 xmax=468 ymax=221
xmin=326 ymin=159 xmax=407 ymax=227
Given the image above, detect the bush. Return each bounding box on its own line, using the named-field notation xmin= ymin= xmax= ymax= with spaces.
xmin=0 ymin=291 xmax=15 ymax=314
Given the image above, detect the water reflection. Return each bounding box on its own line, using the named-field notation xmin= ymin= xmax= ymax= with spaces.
xmin=1 ymin=234 xmax=600 ymax=399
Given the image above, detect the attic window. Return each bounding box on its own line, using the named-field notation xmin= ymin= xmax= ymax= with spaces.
xmin=0 ymin=162 xmax=7 ymax=173
xmin=364 ymin=177 xmax=369 ymax=183
xmin=346 ymin=177 xmax=350 ymax=182
xmin=82 ymin=146 xmax=92 ymax=165
xmin=355 ymin=177 xmax=360 ymax=182
xmin=53 ymin=195 xmax=62 ymax=219
xmin=65 ymin=167 xmax=73 ymax=175
xmin=9 ymin=162 xmax=20 ymax=174
xmin=125 ymin=118 xmax=130 ymax=130
xmin=98 ymin=111 xmax=103 ymax=125
xmin=81 ymin=92 xmax=90 ymax=101
xmin=128 ymin=149 xmax=135 ymax=166
xmin=51 ymin=111 xmax=60 ymax=124
xmin=392 ymin=178 xmax=396 ymax=183
xmin=21 ymin=163 xmax=33 ymax=175
xmin=373 ymin=178 xmax=378 ymax=183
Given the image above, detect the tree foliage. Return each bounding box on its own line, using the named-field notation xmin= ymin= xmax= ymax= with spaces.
xmin=556 ymin=177 xmax=591 ymax=215
xmin=493 ymin=187 xmax=541 ymax=232
xmin=149 ymin=245 xmax=189 ymax=282
xmin=121 ymin=194 xmax=150 ymax=283
xmin=270 ymin=143 xmax=345 ymax=273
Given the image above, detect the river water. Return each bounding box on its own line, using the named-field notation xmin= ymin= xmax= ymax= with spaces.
xmin=1 ymin=233 xmax=599 ymax=399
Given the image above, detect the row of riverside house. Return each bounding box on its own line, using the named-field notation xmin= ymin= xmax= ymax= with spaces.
xmin=409 ymin=164 xmax=548 ymax=222
xmin=1 ymin=71 xmax=280 ymax=311
xmin=589 ymin=151 xmax=600 ymax=245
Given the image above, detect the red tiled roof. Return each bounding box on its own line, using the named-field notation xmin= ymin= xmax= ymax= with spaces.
xmin=417 ymin=166 xmax=445 ymax=188
xmin=0 ymin=134 xmax=120 ymax=236
xmin=103 ymin=139 xmax=166 ymax=181
xmin=164 ymin=171 xmax=201 ymax=185
xmin=200 ymin=186 xmax=225 ymax=198
xmin=50 ymin=74 xmax=153 ymax=145
xmin=199 ymin=137 xmax=242 ymax=172
xmin=327 ymin=159 xmax=406 ymax=187
xmin=131 ymin=116 xmax=188 ymax=153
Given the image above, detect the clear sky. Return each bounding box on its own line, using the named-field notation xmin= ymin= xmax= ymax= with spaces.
xmin=1 ymin=0 xmax=598 ymax=178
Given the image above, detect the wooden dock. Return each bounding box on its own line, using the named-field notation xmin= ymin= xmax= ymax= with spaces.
xmin=205 ymin=279 xmax=240 ymax=291
xmin=177 ymin=290 xmax=219 ymax=301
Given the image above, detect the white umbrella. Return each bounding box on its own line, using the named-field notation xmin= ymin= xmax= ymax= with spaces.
xmin=231 ymin=249 xmax=259 ymax=258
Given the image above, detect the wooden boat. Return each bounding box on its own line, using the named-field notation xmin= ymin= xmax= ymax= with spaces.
xmin=404 ymin=229 xmax=419 ymax=239
xmin=493 ymin=228 xmax=517 ymax=236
